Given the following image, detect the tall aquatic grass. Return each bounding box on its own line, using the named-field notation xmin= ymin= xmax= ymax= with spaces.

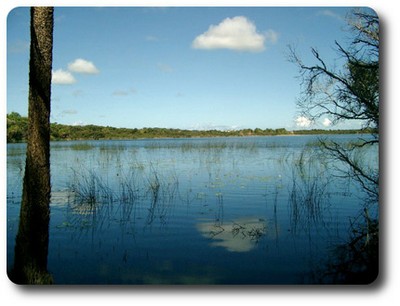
xmin=70 ymin=143 xmax=95 ymax=151
xmin=118 ymin=171 xmax=139 ymax=204
xmin=69 ymin=168 xmax=114 ymax=205
xmin=65 ymin=159 xmax=181 ymax=230
xmin=288 ymin=148 xmax=330 ymax=232
xmin=61 ymin=137 xmax=364 ymax=236
xmin=142 ymin=139 xmax=263 ymax=153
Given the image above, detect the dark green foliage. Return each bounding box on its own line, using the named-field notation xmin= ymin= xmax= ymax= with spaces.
xmin=7 ymin=112 xmax=29 ymax=142
xmin=7 ymin=112 xmax=372 ymax=143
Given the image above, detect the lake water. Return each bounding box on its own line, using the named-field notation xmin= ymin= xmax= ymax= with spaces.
xmin=6 ymin=135 xmax=378 ymax=284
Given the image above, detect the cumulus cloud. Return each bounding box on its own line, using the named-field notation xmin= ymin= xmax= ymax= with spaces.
xmin=322 ymin=118 xmax=332 ymax=127
xmin=52 ymin=58 xmax=99 ymax=85
xmin=192 ymin=16 xmax=276 ymax=52
xmin=295 ymin=116 xmax=312 ymax=128
xmin=68 ymin=58 xmax=99 ymax=74
xmin=52 ymin=69 xmax=76 ymax=85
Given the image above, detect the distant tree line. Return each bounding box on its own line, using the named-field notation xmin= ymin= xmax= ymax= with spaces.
xmin=6 ymin=112 xmax=373 ymax=143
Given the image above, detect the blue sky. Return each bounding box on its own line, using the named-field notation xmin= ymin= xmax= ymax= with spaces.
xmin=7 ymin=6 xmax=362 ymax=130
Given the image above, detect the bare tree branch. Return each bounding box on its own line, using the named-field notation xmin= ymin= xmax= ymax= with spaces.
xmin=289 ymin=9 xmax=379 ymax=201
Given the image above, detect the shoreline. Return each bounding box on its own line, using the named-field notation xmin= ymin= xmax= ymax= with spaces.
xmin=7 ymin=131 xmax=377 ymax=144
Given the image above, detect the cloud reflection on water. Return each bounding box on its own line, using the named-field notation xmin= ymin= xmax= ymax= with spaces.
xmin=197 ymin=217 xmax=268 ymax=253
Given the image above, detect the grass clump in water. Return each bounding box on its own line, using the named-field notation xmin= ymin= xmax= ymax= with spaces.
xmin=70 ymin=143 xmax=94 ymax=151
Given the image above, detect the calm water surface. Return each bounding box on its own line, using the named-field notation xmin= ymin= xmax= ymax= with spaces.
xmin=7 ymin=135 xmax=378 ymax=284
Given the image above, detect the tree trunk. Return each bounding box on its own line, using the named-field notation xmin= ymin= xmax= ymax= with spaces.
xmin=11 ymin=7 xmax=54 ymax=284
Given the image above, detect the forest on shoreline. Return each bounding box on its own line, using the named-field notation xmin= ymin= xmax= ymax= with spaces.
xmin=7 ymin=112 xmax=374 ymax=143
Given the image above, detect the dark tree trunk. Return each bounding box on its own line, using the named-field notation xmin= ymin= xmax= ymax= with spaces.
xmin=11 ymin=7 xmax=54 ymax=284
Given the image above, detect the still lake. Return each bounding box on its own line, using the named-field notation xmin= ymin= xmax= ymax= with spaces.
xmin=7 ymin=135 xmax=378 ymax=284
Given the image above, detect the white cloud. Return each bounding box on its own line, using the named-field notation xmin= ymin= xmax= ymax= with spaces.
xmin=52 ymin=69 xmax=76 ymax=85
xmin=295 ymin=116 xmax=312 ymax=128
xmin=68 ymin=58 xmax=99 ymax=74
xmin=192 ymin=16 xmax=275 ymax=52
xmin=322 ymin=118 xmax=332 ymax=127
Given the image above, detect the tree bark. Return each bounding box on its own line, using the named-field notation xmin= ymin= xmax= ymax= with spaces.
xmin=11 ymin=7 xmax=54 ymax=284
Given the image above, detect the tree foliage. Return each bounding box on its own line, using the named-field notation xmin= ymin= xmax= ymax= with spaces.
xmin=289 ymin=10 xmax=379 ymax=132
xmin=7 ymin=112 xmax=28 ymax=142
xmin=7 ymin=112 xmax=373 ymax=143
xmin=289 ymin=9 xmax=379 ymax=201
